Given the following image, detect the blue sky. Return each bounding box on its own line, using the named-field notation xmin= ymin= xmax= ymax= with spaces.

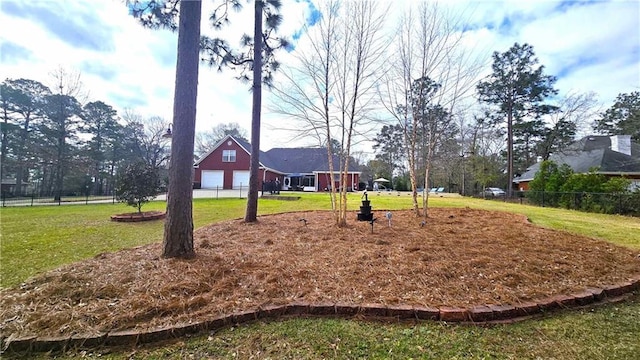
xmin=0 ymin=0 xmax=638 ymax=151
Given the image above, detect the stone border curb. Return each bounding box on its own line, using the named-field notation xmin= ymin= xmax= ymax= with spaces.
xmin=259 ymin=195 xmax=301 ymax=201
xmin=2 ymin=277 xmax=638 ymax=354
xmin=110 ymin=211 xmax=166 ymax=222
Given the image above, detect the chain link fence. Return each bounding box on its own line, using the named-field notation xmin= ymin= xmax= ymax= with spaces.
xmin=517 ymin=190 xmax=640 ymax=216
xmin=2 ymin=186 xmax=253 ymax=207
xmin=1 ymin=191 xmax=118 ymax=207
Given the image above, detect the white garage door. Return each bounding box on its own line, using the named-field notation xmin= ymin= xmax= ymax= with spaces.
xmin=201 ymin=170 xmax=224 ymax=189
xmin=232 ymin=170 xmax=250 ymax=189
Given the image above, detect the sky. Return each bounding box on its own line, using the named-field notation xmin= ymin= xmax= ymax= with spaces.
xmin=1 ymin=0 xmax=638 ymax=154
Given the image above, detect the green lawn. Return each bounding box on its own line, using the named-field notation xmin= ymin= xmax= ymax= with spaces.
xmin=1 ymin=193 xmax=639 ymax=359
xmin=427 ymin=196 xmax=640 ymax=249
xmin=62 ymin=297 xmax=636 ymax=360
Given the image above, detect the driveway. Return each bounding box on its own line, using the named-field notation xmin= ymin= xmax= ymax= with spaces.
xmin=156 ymin=188 xmax=250 ymax=200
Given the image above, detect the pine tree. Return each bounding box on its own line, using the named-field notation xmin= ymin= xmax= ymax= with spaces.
xmin=477 ymin=43 xmax=557 ymax=197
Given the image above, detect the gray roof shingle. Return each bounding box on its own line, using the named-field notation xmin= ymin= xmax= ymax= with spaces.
xmin=263 ymin=147 xmax=347 ymax=173
xmin=515 ymin=135 xmax=640 ymax=182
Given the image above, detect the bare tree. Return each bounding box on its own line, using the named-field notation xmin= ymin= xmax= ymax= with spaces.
xmin=469 ymin=114 xmax=506 ymax=193
xmin=538 ymin=91 xmax=600 ymax=159
xmin=269 ymin=0 xmax=341 ymax=220
xmin=121 ymin=110 xmax=171 ymax=168
xmin=48 ymin=67 xmax=88 ymax=104
xmin=456 ymin=109 xmax=476 ymax=195
xmin=378 ymin=8 xmax=418 ymax=213
xmin=333 ymin=1 xmax=389 ymax=226
xmin=44 ymin=69 xmax=86 ymax=201
xmin=379 ymin=2 xmax=485 ymax=219
xmin=270 ymin=0 xmax=388 ymax=226
xmin=195 ymin=122 xmax=248 ymax=157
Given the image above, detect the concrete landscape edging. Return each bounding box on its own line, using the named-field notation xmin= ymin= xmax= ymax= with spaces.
xmin=2 ymin=276 xmax=639 ymax=354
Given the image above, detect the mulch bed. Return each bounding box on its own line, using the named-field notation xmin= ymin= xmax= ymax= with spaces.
xmin=1 ymin=208 xmax=639 ymax=340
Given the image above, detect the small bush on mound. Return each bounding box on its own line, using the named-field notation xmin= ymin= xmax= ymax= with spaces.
xmin=115 ymin=162 xmax=162 ymax=214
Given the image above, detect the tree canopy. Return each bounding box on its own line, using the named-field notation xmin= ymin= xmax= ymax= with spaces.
xmin=594 ymin=91 xmax=640 ymax=141
xmin=195 ymin=122 xmax=248 ymax=157
xmin=115 ymin=161 xmax=163 ymax=214
xmin=0 ymin=77 xmax=173 ymax=199
xmin=477 ymin=43 xmax=557 ymax=197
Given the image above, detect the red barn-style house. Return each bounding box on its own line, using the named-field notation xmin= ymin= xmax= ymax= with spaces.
xmin=193 ymin=135 xmax=361 ymax=192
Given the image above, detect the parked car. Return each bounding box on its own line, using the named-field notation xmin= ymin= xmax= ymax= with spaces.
xmin=483 ymin=187 xmax=506 ymax=197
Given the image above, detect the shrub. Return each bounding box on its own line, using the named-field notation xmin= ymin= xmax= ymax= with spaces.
xmin=115 ymin=162 xmax=162 ymax=213
xmin=393 ymin=176 xmax=410 ymax=191
xmin=527 ymin=161 xmax=636 ymax=215
xmin=528 ymin=161 xmax=573 ymax=206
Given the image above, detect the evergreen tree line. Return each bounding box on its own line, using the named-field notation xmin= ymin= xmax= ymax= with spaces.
xmin=0 ymin=78 xmax=171 ymax=199
xmin=370 ymin=42 xmax=639 ymax=197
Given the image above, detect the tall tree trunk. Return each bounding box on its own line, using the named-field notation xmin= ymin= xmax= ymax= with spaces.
xmin=405 ymin=120 xmax=420 ymax=216
xmin=15 ymin=114 xmax=31 ymax=197
xmin=162 ymin=0 xmax=202 ymax=259
xmin=244 ymin=0 xmax=263 ymax=223
xmin=93 ymin=134 xmax=102 ymax=195
xmin=324 ymin=136 xmax=338 ymax=222
xmin=54 ymin=134 xmax=64 ymax=201
xmin=109 ymin=147 xmax=117 ymax=195
xmin=506 ymin=106 xmax=513 ymax=198
xmin=15 ymin=147 xmax=25 ymax=196
xmin=338 ymin=151 xmax=349 ymax=227
xmin=422 ymin=135 xmax=435 ymax=221
xmin=0 ymin=108 xmax=8 ymax=195
xmin=322 ymin=23 xmax=338 ymax=221
xmin=40 ymin=166 xmax=48 ymax=197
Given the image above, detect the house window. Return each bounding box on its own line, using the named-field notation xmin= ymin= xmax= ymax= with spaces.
xmin=303 ymin=175 xmax=315 ymax=187
xmin=222 ymin=150 xmax=236 ymax=162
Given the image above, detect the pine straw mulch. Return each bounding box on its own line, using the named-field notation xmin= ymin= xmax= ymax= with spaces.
xmin=2 ymin=208 xmax=639 ymax=340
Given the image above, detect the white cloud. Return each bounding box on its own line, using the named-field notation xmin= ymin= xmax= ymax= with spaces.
xmin=1 ymin=0 xmax=638 ymax=153
xmin=519 ymin=1 xmax=639 ymax=102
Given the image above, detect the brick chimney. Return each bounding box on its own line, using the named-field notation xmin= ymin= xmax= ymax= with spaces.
xmin=610 ymin=135 xmax=631 ymax=156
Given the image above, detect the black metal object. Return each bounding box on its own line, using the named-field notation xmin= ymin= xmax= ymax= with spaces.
xmin=357 ymin=192 xmax=374 ymax=221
